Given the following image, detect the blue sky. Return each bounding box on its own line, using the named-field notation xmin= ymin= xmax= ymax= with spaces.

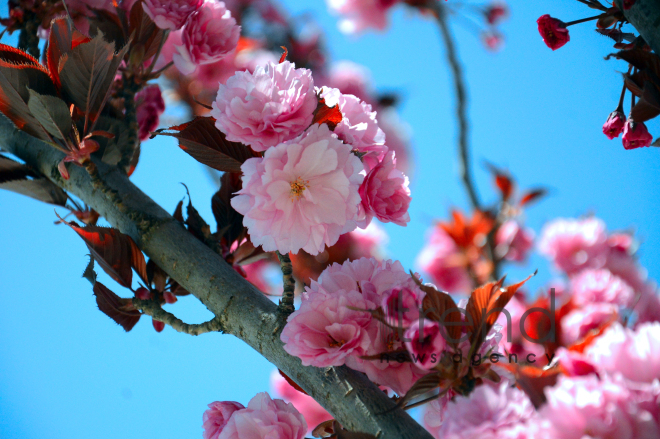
xmin=1 ymin=1 xmax=659 ymax=438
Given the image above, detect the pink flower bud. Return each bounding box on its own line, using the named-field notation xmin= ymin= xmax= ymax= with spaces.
xmin=202 ymin=401 xmax=244 ymax=439
xmin=142 ymin=0 xmax=203 ymax=30
xmin=173 ymin=1 xmax=241 ymax=75
xmin=602 ymin=110 xmax=626 ymax=139
xmin=152 ymin=318 xmax=165 ymax=332
xmin=135 ymin=287 xmax=151 ymax=300
xmin=537 ymin=14 xmax=570 ymax=50
xmin=135 ymin=85 xmax=165 ymax=141
xmin=622 ymin=119 xmax=653 ymax=149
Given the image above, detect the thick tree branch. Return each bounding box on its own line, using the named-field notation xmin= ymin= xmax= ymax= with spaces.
xmin=0 ymin=117 xmax=433 ymax=439
xmin=614 ymin=0 xmax=660 ymax=53
xmin=133 ymin=298 xmax=224 ymax=336
xmin=276 ymin=251 xmax=295 ymax=313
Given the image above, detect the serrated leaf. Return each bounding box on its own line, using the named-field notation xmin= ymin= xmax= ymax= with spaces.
xmin=0 ymin=43 xmax=42 ymax=66
xmin=412 ymin=276 xmax=462 ymax=346
xmin=47 ymin=17 xmax=91 ymax=89
xmin=82 ymin=255 xmax=97 ymax=285
xmin=0 ymin=155 xmax=67 ymax=205
xmin=27 ymin=89 xmax=72 ymax=139
xmin=129 ymin=0 xmax=166 ymax=61
xmin=212 ymin=172 xmax=244 ymax=244
xmin=154 ymin=117 xmax=257 ymax=172
xmin=93 ymin=281 xmax=141 ymax=331
xmin=630 ymin=81 xmax=660 ymax=122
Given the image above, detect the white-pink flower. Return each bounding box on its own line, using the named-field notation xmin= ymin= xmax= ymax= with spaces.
xmin=270 ymin=370 xmax=332 ymax=432
xmin=173 ymin=1 xmax=240 ymax=75
xmin=319 ymin=87 xmax=386 ymax=169
xmin=326 ymin=0 xmax=399 ymax=34
xmin=404 ymin=320 xmax=447 ymax=370
xmin=218 ymin=392 xmax=307 ymax=439
xmin=571 ymin=268 xmax=636 ymax=309
xmin=539 ymin=374 xmax=660 ymax=439
xmin=231 ymin=124 xmax=363 ymax=255
xmin=424 ymin=382 xmax=536 ymax=439
xmin=358 ymin=151 xmax=411 ymax=227
xmin=203 ymin=401 xmax=245 ymax=439
xmin=585 ymin=322 xmax=660 ymax=384
xmin=212 ymin=60 xmax=317 ymax=151
xmin=416 ymin=226 xmax=471 ymax=294
xmin=378 ymin=107 xmax=413 ymax=177
xmin=538 ymin=217 xmax=609 ymax=274
xmin=495 ymin=220 xmax=534 ymax=262
xmin=280 ymin=289 xmax=374 ymax=367
xmin=323 ymin=60 xmax=374 ymax=104
xmin=560 ymin=302 xmax=618 ymax=346
xmin=142 ymin=0 xmax=203 ymax=30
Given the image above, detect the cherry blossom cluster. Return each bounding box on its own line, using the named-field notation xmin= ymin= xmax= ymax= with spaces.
xmin=211 ymin=59 xmax=411 ymax=255
xmin=536 ymin=1 xmax=658 ymax=150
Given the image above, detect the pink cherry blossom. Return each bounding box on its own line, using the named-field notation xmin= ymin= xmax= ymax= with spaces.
xmin=319 ymin=87 xmax=387 ymax=169
xmin=326 ymin=0 xmax=399 ymax=34
xmin=218 ymin=392 xmax=307 ymax=439
xmin=539 ymin=374 xmax=660 ymax=439
xmin=280 ymin=289 xmax=374 ymax=367
xmin=622 ymin=119 xmax=654 ymax=149
xmin=142 ymin=0 xmax=203 ymax=30
xmin=570 ymin=269 xmax=635 ymax=308
xmin=485 ymin=2 xmax=508 ymax=25
xmin=603 ymin=111 xmax=626 ymax=140
xmin=323 ymin=60 xmax=374 ymax=104
xmin=560 ymin=302 xmax=618 ymax=346
xmin=212 ymin=60 xmax=317 ymax=151
xmin=270 ymin=371 xmax=332 ymax=431
xmin=348 ymin=222 xmax=388 ymax=260
xmin=495 ymin=220 xmax=534 ymax=262
xmin=416 ymin=226 xmax=471 ymax=294
xmin=203 ymin=401 xmax=245 ymax=439
xmin=404 ymin=320 xmax=447 ymax=370
xmin=585 ymin=322 xmax=660 ymax=384
xmin=173 ymin=1 xmax=241 ymax=75
xmin=378 ymin=107 xmax=413 ymax=177
xmin=382 ymin=286 xmax=421 ymax=327
xmin=538 ymin=217 xmax=609 ymax=274
xmin=555 ymin=348 xmax=599 ymax=377
xmin=424 ymin=382 xmax=536 ymax=439
xmin=231 ymin=124 xmax=364 ymax=255
xmin=537 ymin=14 xmax=570 ymax=51
xmin=358 ymin=151 xmax=411 ymax=227
xmin=135 ymin=85 xmax=166 ymax=141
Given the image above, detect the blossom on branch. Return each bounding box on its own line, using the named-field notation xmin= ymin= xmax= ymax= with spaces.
xmin=212 ymin=61 xmax=317 ymax=151
xmin=135 ymin=85 xmax=166 ymax=141
xmin=203 ymin=401 xmax=245 ymax=439
xmin=231 ymin=124 xmax=364 ymax=255
xmin=622 ymin=119 xmax=653 ymax=149
xmin=603 ymin=111 xmax=626 ymax=140
xmin=142 ymin=0 xmax=203 ymax=30
xmin=537 ymin=14 xmax=570 ymax=51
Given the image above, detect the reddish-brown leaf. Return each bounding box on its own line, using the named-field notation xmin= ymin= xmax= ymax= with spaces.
xmin=396 ymin=372 xmax=441 ymax=408
xmin=93 ymin=281 xmax=141 ymax=331
xmin=154 ymin=117 xmax=257 ymax=172
xmin=630 ymin=81 xmax=660 ymax=122
xmin=0 ymin=43 xmax=42 ymax=66
xmin=129 ymin=0 xmax=166 ymax=62
xmin=485 ymin=162 xmax=514 ymax=201
xmin=498 ymin=363 xmax=560 ymax=408
xmin=413 ymin=275 xmax=462 ymax=345
xmin=519 ymin=189 xmax=547 ymax=207
xmin=440 ymin=209 xmax=494 ymax=249
xmin=312 ymin=97 xmax=343 ymax=130
xmin=279 ymin=46 xmax=288 ymax=63
xmin=212 ymin=172 xmax=245 ymax=244
xmin=0 ymin=155 xmax=67 ymax=205
xmin=47 ymin=17 xmax=90 ymax=88
xmin=64 ymin=219 xmax=146 ymax=288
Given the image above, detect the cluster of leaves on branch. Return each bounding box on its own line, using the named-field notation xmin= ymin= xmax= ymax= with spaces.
xmin=537 ymin=0 xmax=660 ymax=150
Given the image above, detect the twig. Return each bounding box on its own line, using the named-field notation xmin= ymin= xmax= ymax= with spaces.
xmin=133 ymin=298 xmax=224 ymax=335
xmin=277 ymin=251 xmax=295 ymax=314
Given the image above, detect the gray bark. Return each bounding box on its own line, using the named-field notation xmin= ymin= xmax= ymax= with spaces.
xmin=0 ymin=116 xmax=433 ymax=439
xmin=615 ymin=0 xmax=660 ymax=54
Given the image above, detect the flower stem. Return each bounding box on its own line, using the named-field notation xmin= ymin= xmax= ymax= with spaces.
xmin=565 ymin=14 xmax=605 ymax=27
xmin=277 ymin=251 xmax=295 ymax=314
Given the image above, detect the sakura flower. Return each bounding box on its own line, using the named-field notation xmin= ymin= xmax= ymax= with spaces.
xmin=416 ymin=227 xmax=471 ymax=294
xmin=622 ymin=119 xmax=654 ymax=149
xmin=382 ymin=286 xmax=422 ymax=327
xmin=536 ymin=14 xmax=570 ymax=51
xmin=495 ymin=220 xmax=534 ymax=262
xmin=319 ymin=87 xmax=387 ymax=169
xmin=404 ymin=320 xmax=447 ymax=370
xmin=323 ymin=60 xmax=374 ymax=104
xmin=203 ymin=401 xmax=245 ymax=439
xmin=560 ymin=302 xmax=618 ymax=346
xmin=377 ymin=107 xmax=413 ymax=177
xmin=326 ymin=0 xmax=399 ymax=34
xmin=424 ymin=382 xmax=536 ymax=439
xmin=231 ymin=124 xmax=364 ymax=255
xmin=212 ymin=61 xmax=317 ymax=151
xmin=485 ymin=2 xmax=508 ymax=25
xmin=538 ymin=217 xmax=609 ymax=274
xmin=270 ymin=371 xmax=332 ymax=431
xmin=584 ymin=322 xmax=660 ymax=384
xmin=555 ymin=348 xmax=599 ymax=377
xmin=539 ymin=374 xmax=660 ymax=439
xmin=142 ymin=0 xmax=203 ymax=30
xmin=570 ymin=269 xmax=635 ymax=308
xmin=280 ymin=289 xmax=374 ymax=367
xmin=603 ymin=111 xmax=626 ymax=140
xmin=135 ymin=85 xmax=166 ymax=141
xmin=173 ymin=1 xmax=241 ymax=75
xmin=358 ymin=152 xmax=411 ymax=227
xmin=348 ymin=222 xmax=388 ymax=260
xmin=218 ymin=392 xmax=307 ymax=439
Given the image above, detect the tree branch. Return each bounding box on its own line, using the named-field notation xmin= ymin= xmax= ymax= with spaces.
xmin=133 ymin=298 xmax=224 ymax=336
xmin=614 ymin=0 xmax=660 ymax=54
xmin=277 ymin=251 xmax=295 ymax=313
xmin=0 ymin=117 xmax=433 ymax=439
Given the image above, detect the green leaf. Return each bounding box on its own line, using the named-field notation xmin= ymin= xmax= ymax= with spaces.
xmin=27 ymin=88 xmax=72 ymax=139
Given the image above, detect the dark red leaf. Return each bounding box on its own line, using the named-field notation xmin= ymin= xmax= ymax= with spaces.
xmin=129 ymin=0 xmax=166 ymax=62
xmin=630 ymin=81 xmax=660 ymax=122
xmin=47 ymin=17 xmax=91 ymax=89
xmin=485 ymin=162 xmax=514 ymax=201
xmin=212 ymin=172 xmax=245 ymax=244
xmin=0 ymin=155 xmax=67 ymax=205
xmin=519 ymin=189 xmax=547 ymax=207
xmin=279 ymin=46 xmax=288 ymax=63
xmin=498 ymin=363 xmax=560 ymax=408
xmin=93 ymin=281 xmax=141 ymax=331
xmin=154 ymin=117 xmax=257 ymax=172
xmin=312 ymin=97 xmax=343 ymax=130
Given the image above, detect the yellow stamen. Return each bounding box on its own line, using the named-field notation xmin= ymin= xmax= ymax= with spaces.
xmin=290 ymin=177 xmax=308 ymax=199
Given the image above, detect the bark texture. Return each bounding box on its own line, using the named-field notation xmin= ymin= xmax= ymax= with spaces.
xmin=615 ymin=0 xmax=660 ymax=54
